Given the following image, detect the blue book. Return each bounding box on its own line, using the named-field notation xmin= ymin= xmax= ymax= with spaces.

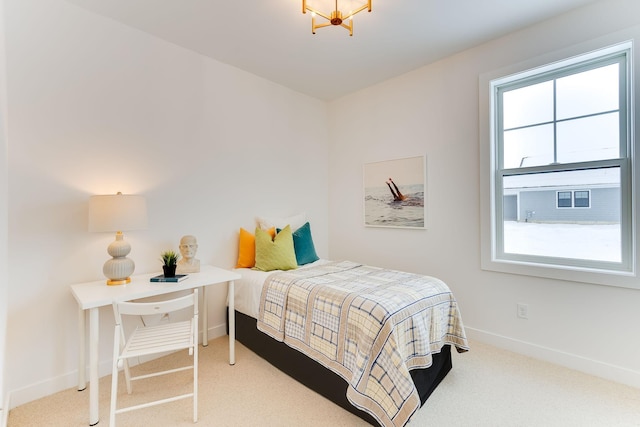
xmin=150 ymin=274 xmax=188 ymax=283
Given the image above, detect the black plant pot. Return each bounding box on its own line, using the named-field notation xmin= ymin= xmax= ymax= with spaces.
xmin=163 ymin=265 xmax=177 ymax=278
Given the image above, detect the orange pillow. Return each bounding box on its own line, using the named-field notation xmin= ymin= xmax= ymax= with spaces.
xmin=235 ymin=227 xmax=275 ymax=268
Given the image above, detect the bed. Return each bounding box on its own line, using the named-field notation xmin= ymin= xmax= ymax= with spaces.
xmin=228 ymin=256 xmax=469 ymax=427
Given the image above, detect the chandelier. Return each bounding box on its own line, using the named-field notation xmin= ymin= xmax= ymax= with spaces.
xmin=302 ymin=0 xmax=372 ymax=36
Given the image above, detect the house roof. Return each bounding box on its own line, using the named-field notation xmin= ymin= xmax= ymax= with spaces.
xmin=504 ymin=167 xmax=620 ymax=191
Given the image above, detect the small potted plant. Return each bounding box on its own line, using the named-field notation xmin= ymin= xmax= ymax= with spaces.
xmin=160 ymin=250 xmax=180 ymax=278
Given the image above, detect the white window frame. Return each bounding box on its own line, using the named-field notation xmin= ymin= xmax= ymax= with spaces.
xmin=573 ymin=190 xmax=591 ymax=209
xmin=557 ymin=191 xmax=573 ymax=209
xmin=480 ymin=41 xmax=637 ymax=289
xmin=555 ymin=190 xmax=592 ymax=209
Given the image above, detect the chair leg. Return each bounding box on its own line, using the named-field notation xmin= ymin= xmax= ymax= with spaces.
xmin=123 ymin=357 xmax=132 ymax=394
xmin=110 ymin=326 xmax=121 ymax=427
xmin=118 ymin=325 xmax=133 ymax=395
xmin=193 ymin=344 xmax=198 ymax=422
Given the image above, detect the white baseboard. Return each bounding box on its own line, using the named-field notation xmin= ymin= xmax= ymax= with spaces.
xmin=465 ymin=327 xmax=640 ymax=389
xmin=7 ymin=324 xmax=227 ymax=410
xmin=2 ymin=391 xmax=10 ymax=427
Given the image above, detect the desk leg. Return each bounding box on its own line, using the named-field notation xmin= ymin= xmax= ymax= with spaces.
xmin=201 ymin=285 xmax=208 ymax=346
xmin=78 ymin=308 xmax=86 ymax=391
xmin=228 ymin=280 xmax=235 ymax=365
xmin=89 ymin=307 xmax=99 ymax=426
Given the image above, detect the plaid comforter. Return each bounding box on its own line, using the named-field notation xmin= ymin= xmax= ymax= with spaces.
xmin=257 ymin=261 xmax=469 ymax=427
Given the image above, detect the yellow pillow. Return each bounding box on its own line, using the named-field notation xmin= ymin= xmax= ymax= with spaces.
xmin=254 ymin=225 xmax=298 ymax=272
xmin=235 ymin=227 xmax=275 ymax=268
xmin=256 ymin=213 xmax=307 ymax=231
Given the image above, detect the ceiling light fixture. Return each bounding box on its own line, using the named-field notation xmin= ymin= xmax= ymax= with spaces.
xmin=302 ymin=0 xmax=371 ymax=36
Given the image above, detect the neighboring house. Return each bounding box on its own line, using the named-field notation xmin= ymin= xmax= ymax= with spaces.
xmin=503 ymin=168 xmax=620 ymax=223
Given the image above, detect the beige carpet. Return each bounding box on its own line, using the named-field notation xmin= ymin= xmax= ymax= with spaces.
xmin=8 ymin=336 xmax=640 ymax=426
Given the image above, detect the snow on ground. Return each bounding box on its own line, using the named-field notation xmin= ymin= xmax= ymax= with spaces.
xmin=503 ymin=221 xmax=620 ymax=262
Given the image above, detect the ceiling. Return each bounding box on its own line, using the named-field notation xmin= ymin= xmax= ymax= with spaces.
xmin=65 ymin=0 xmax=599 ymax=101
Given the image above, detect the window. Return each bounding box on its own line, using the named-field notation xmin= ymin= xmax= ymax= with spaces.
xmin=557 ymin=191 xmax=572 ymax=208
xmin=484 ymin=42 xmax=634 ymax=284
xmin=555 ymin=190 xmax=591 ymax=209
xmin=574 ymin=190 xmax=590 ymax=208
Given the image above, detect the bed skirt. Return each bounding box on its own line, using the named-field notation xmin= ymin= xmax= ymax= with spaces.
xmin=228 ymin=309 xmax=452 ymax=426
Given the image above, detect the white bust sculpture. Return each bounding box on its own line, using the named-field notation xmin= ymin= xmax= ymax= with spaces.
xmin=176 ymin=235 xmax=200 ymax=273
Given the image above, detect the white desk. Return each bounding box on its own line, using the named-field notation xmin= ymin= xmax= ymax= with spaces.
xmin=70 ymin=265 xmax=241 ymax=426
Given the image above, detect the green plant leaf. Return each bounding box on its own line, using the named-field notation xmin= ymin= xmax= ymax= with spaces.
xmin=160 ymin=250 xmax=180 ymax=266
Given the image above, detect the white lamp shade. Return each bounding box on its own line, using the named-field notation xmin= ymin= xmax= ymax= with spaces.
xmin=89 ymin=193 xmax=147 ymax=285
xmin=88 ymin=193 xmax=148 ymax=232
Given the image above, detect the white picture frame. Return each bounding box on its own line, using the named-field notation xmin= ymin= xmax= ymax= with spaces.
xmin=363 ymin=155 xmax=427 ymax=229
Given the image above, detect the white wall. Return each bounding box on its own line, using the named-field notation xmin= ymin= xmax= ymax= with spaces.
xmin=0 ymin=0 xmax=8 ymax=423
xmin=4 ymin=0 xmax=328 ymax=407
xmin=4 ymin=0 xmax=640 ymax=414
xmin=327 ymin=0 xmax=640 ymax=388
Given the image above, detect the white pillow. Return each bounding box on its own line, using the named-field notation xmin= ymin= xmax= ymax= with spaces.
xmin=256 ymin=212 xmax=307 ymax=231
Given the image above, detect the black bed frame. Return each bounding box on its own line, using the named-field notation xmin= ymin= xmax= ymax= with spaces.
xmin=228 ymin=309 xmax=453 ymax=426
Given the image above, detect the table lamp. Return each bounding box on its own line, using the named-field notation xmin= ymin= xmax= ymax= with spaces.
xmin=88 ymin=192 xmax=148 ymax=285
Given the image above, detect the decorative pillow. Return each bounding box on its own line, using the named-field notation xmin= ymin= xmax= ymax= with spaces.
xmin=256 ymin=212 xmax=307 ymax=232
xmin=254 ymin=225 xmax=298 ymax=272
xmin=277 ymin=222 xmax=319 ymax=266
xmin=235 ymin=227 xmax=275 ymax=268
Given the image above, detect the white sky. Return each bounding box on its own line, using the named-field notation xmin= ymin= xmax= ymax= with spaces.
xmin=363 ymin=156 xmax=425 ymax=188
xmin=502 ymin=63 xmax=619 ymax=169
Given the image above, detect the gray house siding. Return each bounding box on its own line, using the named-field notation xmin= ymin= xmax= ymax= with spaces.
xmin=504 ymin=195 xmax=517 ymax=221
xmin=517 ymin=187 xmax=619 ymax=223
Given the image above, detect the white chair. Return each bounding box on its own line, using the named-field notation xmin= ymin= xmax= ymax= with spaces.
xmin=109 ymin=289 xmax=199 ymax=426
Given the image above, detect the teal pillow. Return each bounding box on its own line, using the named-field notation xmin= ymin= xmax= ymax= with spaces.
xmin=278 ymin=222 xmax=319 ymax=266
xmin=254 ymin=225 xmax=298 ymax=271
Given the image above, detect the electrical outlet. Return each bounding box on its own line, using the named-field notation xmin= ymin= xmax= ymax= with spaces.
xmin=517 ymin=303 xmax=529 ymax=319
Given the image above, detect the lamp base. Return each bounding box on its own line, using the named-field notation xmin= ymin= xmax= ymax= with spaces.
xmin=103 ymin=232 xmax=136 ymax=286
xmin=106 ymin=277 xmax=132 ymax=286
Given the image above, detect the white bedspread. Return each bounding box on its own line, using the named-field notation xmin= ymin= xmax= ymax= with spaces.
xmin=257 ymin=261 xmax=468 ymax=427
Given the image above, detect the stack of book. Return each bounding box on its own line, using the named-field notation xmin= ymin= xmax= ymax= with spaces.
xmin=149 ymin=274 xmax=188 ymax=283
